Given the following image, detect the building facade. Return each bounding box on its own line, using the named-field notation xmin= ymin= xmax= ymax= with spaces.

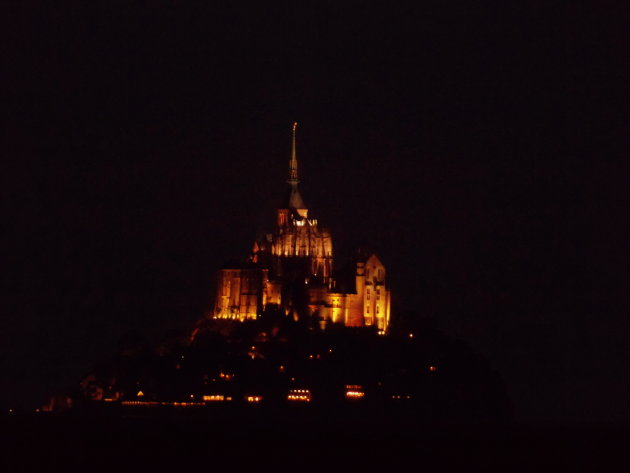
xmin=213 ymin=123 xmax=391 ymax=332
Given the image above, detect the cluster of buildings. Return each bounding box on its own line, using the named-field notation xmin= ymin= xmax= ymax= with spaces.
xmin=212 ymin=123 xmax=392 ymax=332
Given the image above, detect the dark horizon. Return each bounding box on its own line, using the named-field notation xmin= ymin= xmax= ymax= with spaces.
xmin=3 ymin=1 xmax=629 ymax=423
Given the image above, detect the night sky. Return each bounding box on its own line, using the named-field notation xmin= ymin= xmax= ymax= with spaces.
xmin=3 ymin=1 xmax=628 ymax=422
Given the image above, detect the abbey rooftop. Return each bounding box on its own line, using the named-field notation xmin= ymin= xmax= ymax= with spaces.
xmin=213 ymin=123 xmax=391 ymax=332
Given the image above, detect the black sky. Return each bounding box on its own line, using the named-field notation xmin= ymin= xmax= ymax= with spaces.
xmin=2 ymin=1 xmax=629 ymax=422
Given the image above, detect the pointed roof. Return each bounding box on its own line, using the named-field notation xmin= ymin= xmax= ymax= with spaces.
xmin=284 ymin=122 xmax=306 ymax=210
xmin=366 ymin=254 xmax=385 ymax=268
xmin=285 ymin=183 xmax=306 ymax=210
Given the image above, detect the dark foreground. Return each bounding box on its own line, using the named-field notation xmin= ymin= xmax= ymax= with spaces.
xmin=1 ymin=408 xmax=627 ymax=473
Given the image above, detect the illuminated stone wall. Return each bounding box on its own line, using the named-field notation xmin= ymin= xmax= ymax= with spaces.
xmin=213 ymin=213 xmax=390 ymax=330
xmin=361 ymin=254 xmax=391 ymax=331
xmin=212 ymin=124 xmax=391 ymax=331
xmin=214 ymin=268 xmax=266 ymax=321
xmin=214 ymin=211 xmax=390 ymax=330
xmin=271 ymin=211 xmax=333 ymax=281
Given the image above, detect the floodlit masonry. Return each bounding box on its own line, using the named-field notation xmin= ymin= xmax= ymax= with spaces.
xmin=213 ymin=123 xmax=392 ymax=331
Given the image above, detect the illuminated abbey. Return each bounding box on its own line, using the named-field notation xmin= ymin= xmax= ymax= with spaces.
xmin=213 ymin=124 xmax=391 ymax=332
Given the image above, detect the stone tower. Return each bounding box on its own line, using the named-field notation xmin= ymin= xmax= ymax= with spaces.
xmin=212 ymin=124 xmax=391 ymax=332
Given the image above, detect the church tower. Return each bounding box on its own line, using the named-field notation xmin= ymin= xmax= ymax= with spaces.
xmin=253 ymin=123 xmax=333 ymax=283
xmin=213 ymin=123 xmax=391 ymax=332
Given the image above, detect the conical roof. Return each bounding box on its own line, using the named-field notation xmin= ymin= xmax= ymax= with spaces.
xmin=284 ymin=182 xmax=306 ymax=209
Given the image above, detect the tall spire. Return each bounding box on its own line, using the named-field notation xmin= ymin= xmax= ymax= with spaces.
xmin=284 ymin=122 xmax=306 ymax=211
xmin=288 ymin=122 xmax=298 ymax=184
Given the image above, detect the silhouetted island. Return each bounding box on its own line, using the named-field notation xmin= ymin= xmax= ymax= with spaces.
xmin=62 ymin=309 xmax=509 ymax=424
xmin=44 ymin=125 xmax=511 ymax=424
xmin=40 ymin=123 xmax=509 ymax=421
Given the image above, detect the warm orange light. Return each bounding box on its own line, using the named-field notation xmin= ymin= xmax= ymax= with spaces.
xmin=203 ymin=394 xmax=225 ymax=402
xmin=390 ymin=394 xmax=412 ymax=400
xmin=121 ymin=401 xmax=205 ymax=407
xmin=408 ymin=333 xmax=414 ymax=339
xmin=287 ymin=389 xmax=311 ymax=402
xmin=279 ymin=365 xmax=285 ymax=373
xmin=137 ymin=390 xmax=144 ymax=398
xmin=345 ymin=384 xmax=365 ymax=399
xmin=246 ymin=395 xmax=263 ymax=403
xmin=428 ymin=365 xmax=437 ymax=372
xmin=122 ymin=401 xmax=159 ymax=406
xmin=345 ymin=391 xmax=365 ymax=399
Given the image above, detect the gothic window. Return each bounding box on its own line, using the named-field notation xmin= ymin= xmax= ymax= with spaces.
xmin=376 ymin=305 xmax=380 ymax=314
xmin=367 ymin=290 xmax=370 ymax=300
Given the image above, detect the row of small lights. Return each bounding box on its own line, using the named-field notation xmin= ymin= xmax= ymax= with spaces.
xmin=135 ymin=371 xmax=434 ymax=403
xmin=124 ymin=395 xmax=262 ymax=404
xmin=125 ymin=394 xmax=413 ymax=404
xmin=130 ymin=363 xmax=435 ymax=405
xmin=105 ymin=390 xmax=420 ymax=407
xmin=345 ymin=391 xmax=365 ymax=399
xmin=203 ymin=394 xmax=231 ymax=402
xmin=122 ymin=401 xmax=206 ymax=407
xmin=287 ymin=395 xmax=311 ymax=402
xmin=28 ymin=389 xmax=416 ymax=412
xmin=287 ymin=389 xmax=312 ymax=402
